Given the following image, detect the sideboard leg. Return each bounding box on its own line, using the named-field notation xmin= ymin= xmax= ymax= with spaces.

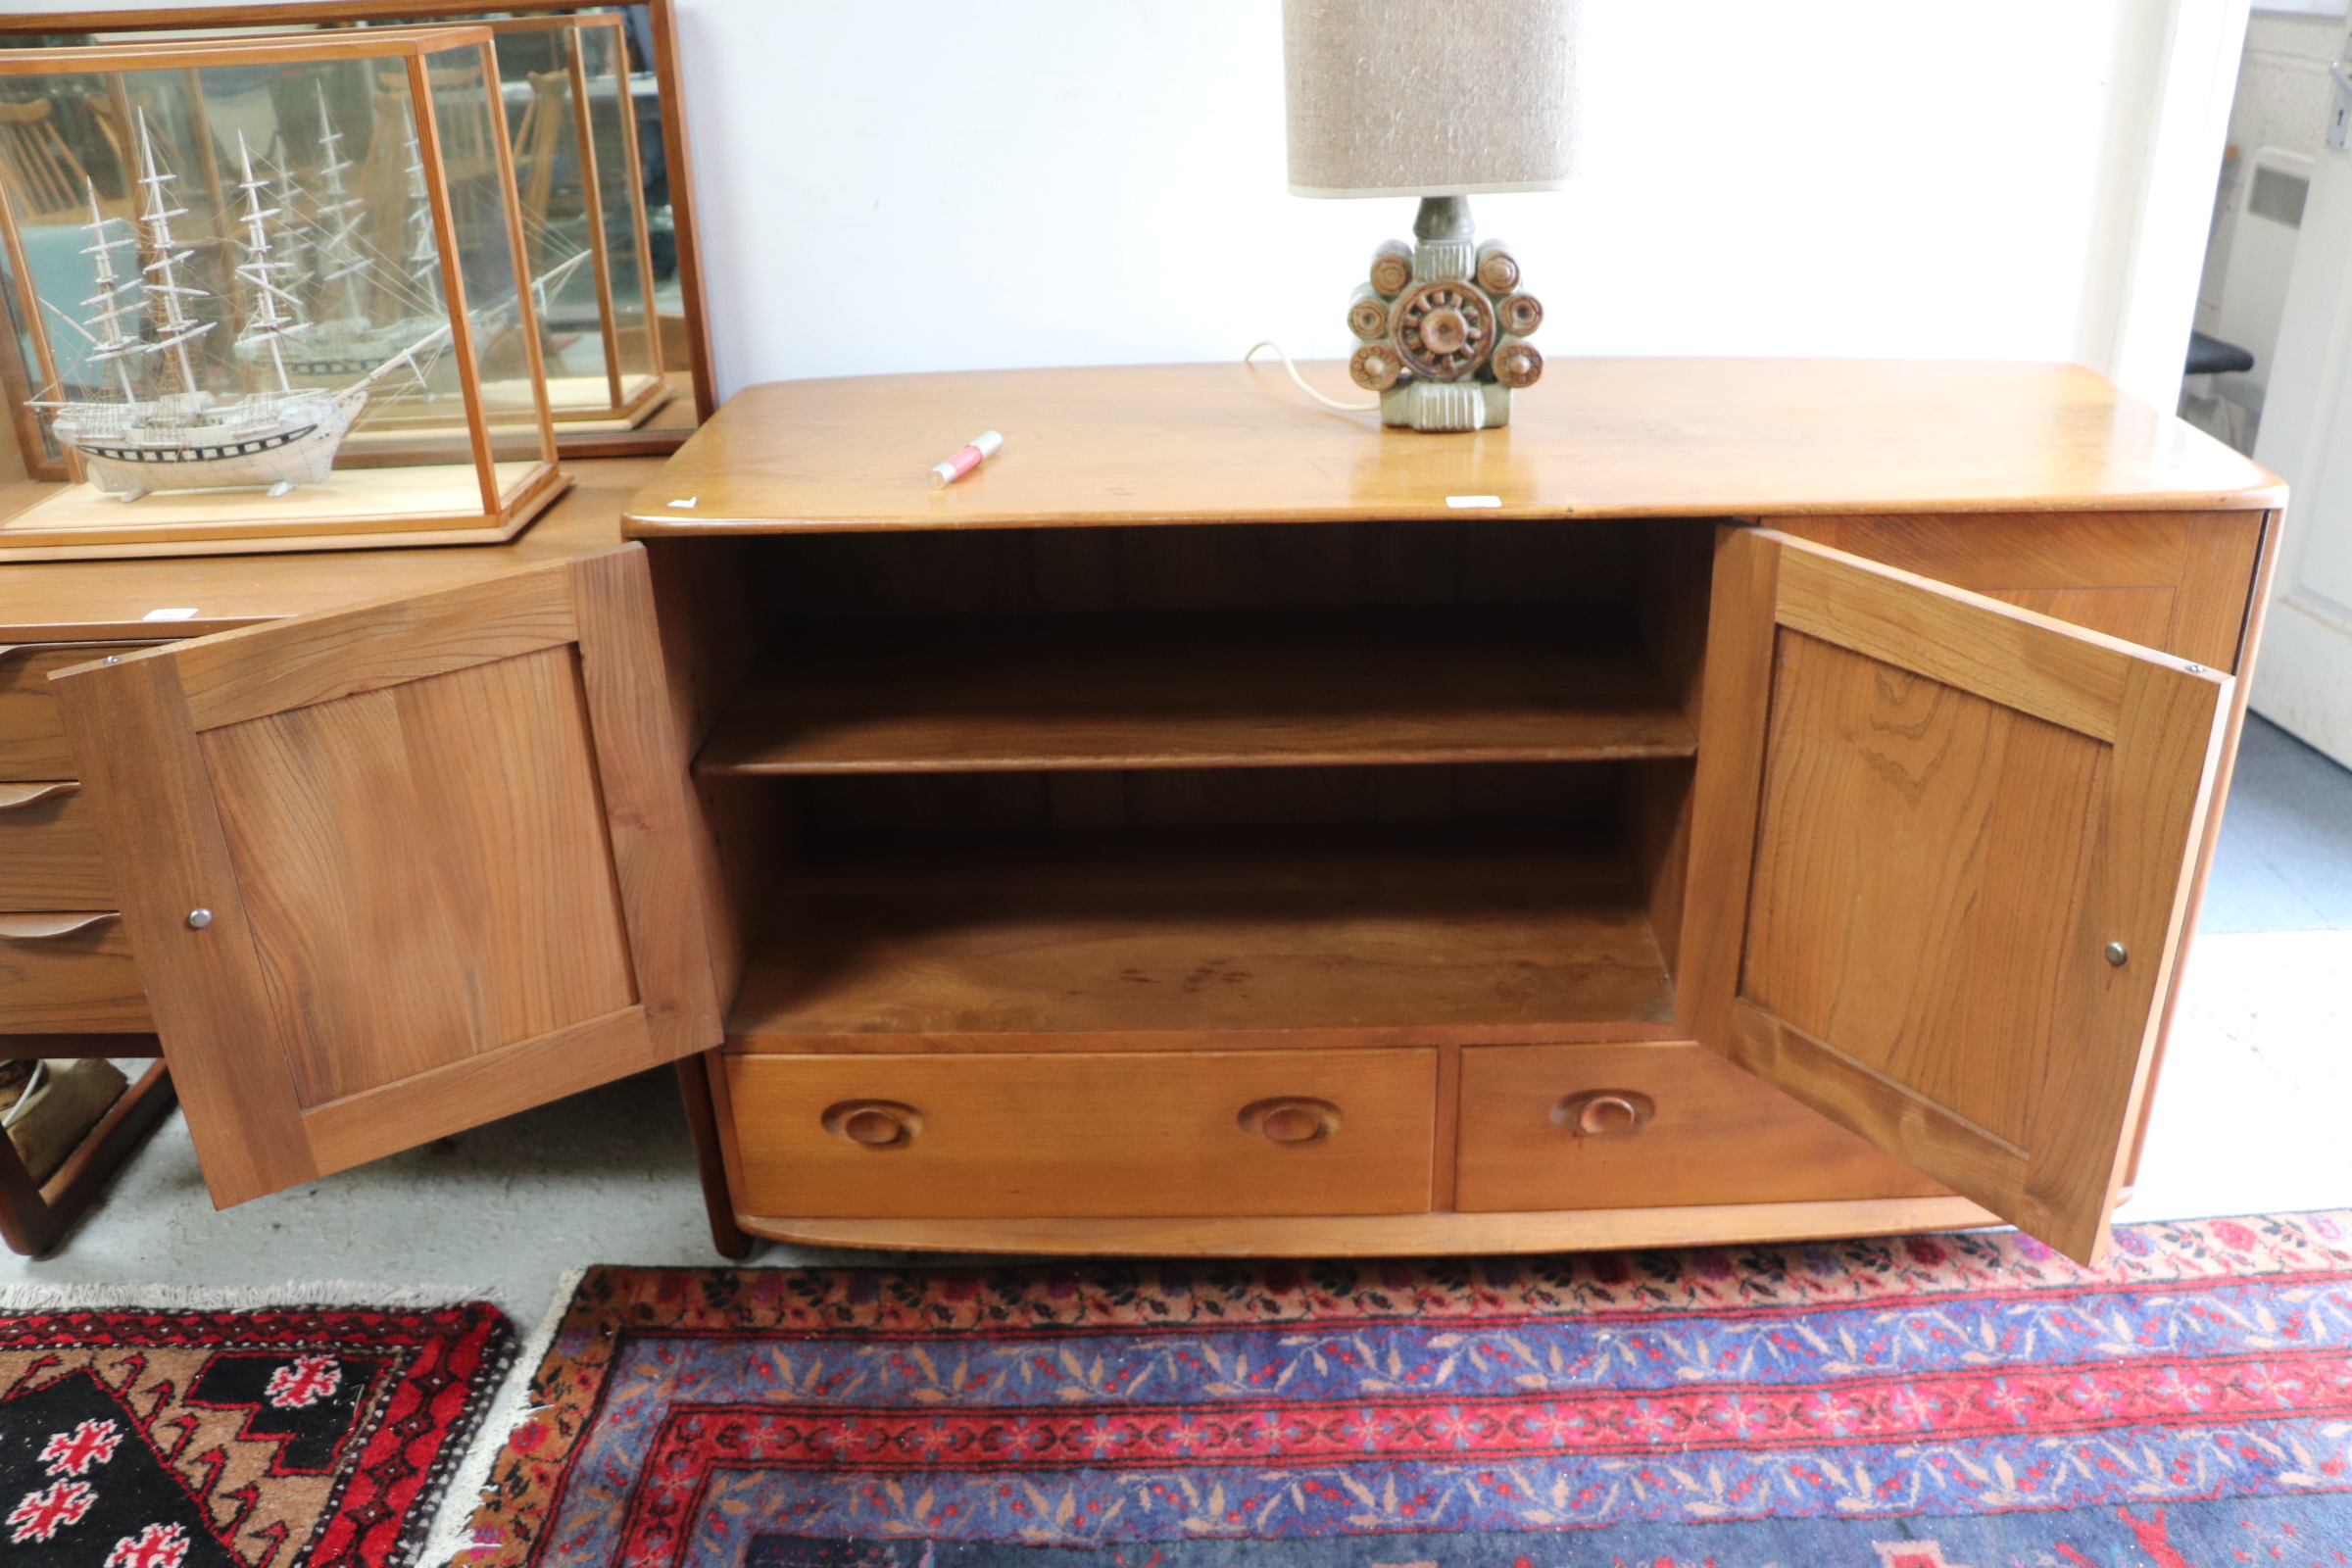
xmin=676 ymin=1052 xmax=753 ymax=1259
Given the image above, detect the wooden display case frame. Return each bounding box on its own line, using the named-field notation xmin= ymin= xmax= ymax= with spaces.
xmin=0 ymin=0 xmax=716 ymax=469
xmin=0 ymin=27 xmax=566 ymax=561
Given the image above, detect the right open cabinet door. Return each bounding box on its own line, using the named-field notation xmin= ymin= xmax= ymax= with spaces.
xmin=1685 ymin=526 xmax=2234 ymax=1264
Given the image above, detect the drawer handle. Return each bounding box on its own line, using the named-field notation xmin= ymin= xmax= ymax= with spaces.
xmin=821 ymin=1099 xmax=921 ymax=1149
xmin=0 ymin=911 xmax=118 ymax=942
xmin=1552 ymin=1090 xmax=1655 ymax=1138
xmin=0 ymin=782 xmax=76 ymax=810
xmin=1239 ymin=1097 xmax=1340 ymax=1146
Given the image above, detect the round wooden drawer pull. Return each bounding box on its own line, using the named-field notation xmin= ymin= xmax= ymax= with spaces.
xmin=821 ymin=1100 xmax=921 ymax=1149
xmin=1552 ymin=1090 xmax=1655 ymax=1138
xmin=1239 ymin=1097 xmax=1341 ymax=1146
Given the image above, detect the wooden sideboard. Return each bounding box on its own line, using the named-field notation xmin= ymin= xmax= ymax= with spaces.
xmin=15 ymin=361 xmax=2283 ymax=1267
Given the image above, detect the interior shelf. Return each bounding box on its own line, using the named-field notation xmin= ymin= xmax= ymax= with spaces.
xmin=695 ymin=610 xmax=1696 ymax=775
xmin=725 ymin=824 xmax=1676 ymax=1047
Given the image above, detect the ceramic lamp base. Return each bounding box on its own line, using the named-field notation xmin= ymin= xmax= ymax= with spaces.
xmin=1348 ymin=196 xmax=1544 ymax=432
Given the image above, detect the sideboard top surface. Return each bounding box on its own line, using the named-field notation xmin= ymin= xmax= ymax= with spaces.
xmin=0 ymin=458 xmax=654 ymax=642
xmin=623 ymin=359 xmax=2283 ymax=535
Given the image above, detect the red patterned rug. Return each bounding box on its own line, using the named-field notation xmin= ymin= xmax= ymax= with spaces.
xmin=2 ymin=1289 xmax=513 ymax=1568
xmin=438 ymin=1215 xmax=2352 ymax=1568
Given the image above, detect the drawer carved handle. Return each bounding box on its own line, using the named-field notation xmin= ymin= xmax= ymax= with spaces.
xmin=1552 ymin=1090 xmax=1655 ymax=1138
xmin=1239 ymin=1097 xmax=1340 ymax=1146
xmin=0 ymin=911 xmax=118 ymax=942
xmin=0 ymin=781 xmax=76 ymax=810
xmin=821 ymin=1099 xmax=921 ymax=1149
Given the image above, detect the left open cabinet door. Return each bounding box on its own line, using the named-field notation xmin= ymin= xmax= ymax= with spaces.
xmin=49 ymin=545 xmax=720 ymax=1207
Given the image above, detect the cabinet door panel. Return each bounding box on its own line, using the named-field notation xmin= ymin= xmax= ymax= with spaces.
xmin=1684 ymin=528 xmax=2230 ymax=1263
xmin=52 ymin=545 xmax=719 ymax=1207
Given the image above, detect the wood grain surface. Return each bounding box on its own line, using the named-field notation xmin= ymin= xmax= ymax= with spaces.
xmin=727 ymin=826 xmax=1677 ymax=1050
xmin=731 ymin=1195 xmax=2005 ymax=1256
xmin=1454 ymin=1041 xmax=1949 ymax=1212
xmin=697 ymin=611 xmax=1696 ymax=774
xmin=625 ymin=361 xmax=2279 ymax=534
xmin=1703 ymin=529 xmax=2230 ymax=1263
xmin=0 ymin=782 xmax=108 ymax=908
xmin=50 ymin=543 xmax=714 ymax=1207
xmin=196 ymin=644 xmax=636 ymax=1106
xmin=725 ymin=1049 xmax=1436 ymax=1218
xmin=0 ymin=643 xmax=165 ymax=777
xmin=0 ymin=913 xmax=149 ymax=1032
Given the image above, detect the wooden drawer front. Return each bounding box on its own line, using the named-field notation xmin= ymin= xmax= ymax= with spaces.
xmin=729 ymin=1049 xmax=1436 ymax=1219
xmin=1455 ymin=1043 xmax=1947 ymax=1212
xmin=0 ymin=913 xmax=151 ymax=1032
xmin=0 ymin=644 xmax=161 ymax=780
xmin=0 ymin=784 xmax=110 ymax=908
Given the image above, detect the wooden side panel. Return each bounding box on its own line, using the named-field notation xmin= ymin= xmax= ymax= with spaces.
xmin=726 ymin=1049 xmax=1436 ymax=1219
xmin=1455 ymin=1042 xmax=1948 ymax=1212
xmin=1691 ymin=530 xmax=2230 ymax=1263
xmin=1771 ymin=512 xmax=2261 ymax=672
xmin=571 ymin=548 xmax=723 ymax=1057
xmin=196 ymin=647 xmax=635 ymax=1106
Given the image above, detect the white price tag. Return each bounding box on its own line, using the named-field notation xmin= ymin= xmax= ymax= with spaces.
xmin=1446 ymin=495 xmax=1502 ymax=509
xmin=141 ymin=608 xmax=198 ymax=621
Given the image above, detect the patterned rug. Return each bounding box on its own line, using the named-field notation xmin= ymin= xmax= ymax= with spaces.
xmin=2 ymin=1288 xmax=514 ymax=1568
xmin=440 ymin=1216 xmax=2352 ymax=1568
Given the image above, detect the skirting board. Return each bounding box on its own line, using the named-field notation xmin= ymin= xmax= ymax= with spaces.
xmin=0 ymin=461 xmax=568 ymax=562
xmin=737 ymin=1196 xmax=2007 ymax=1256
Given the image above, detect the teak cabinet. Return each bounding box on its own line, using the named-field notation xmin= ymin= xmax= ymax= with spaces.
xmin=19 ymin=362 xmax=2283 ymax=1267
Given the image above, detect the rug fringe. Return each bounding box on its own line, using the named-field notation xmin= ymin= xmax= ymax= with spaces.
xmin=0 ymin=1280 xmax=497 ymax=1312
xmin=416 ymin=1265 xmax=588 ymax=1568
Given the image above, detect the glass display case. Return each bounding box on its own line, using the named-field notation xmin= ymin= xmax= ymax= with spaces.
xmin=0 ymin=26 xmax=563 ymax=559
xmin=485 ymin=14 xmax=667 ymax=430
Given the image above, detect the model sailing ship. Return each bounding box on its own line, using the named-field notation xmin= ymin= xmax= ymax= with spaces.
xmin=40 ymin=110 xmax=448 ymax=502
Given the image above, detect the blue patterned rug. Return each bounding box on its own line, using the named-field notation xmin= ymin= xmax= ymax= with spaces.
xmin=441 ymin=1214 xmax=2352 ymax=1567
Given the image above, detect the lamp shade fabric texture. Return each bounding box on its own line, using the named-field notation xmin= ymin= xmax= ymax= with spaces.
xmin=1282 ymin=0 xmax=1579 ymax=197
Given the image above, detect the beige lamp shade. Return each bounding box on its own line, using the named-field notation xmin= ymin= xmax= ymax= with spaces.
xmin=1282 ymin=0 xmax=1579 ymax=197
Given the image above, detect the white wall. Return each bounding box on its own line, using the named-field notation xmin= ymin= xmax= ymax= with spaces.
xmin=669 ymin=0 xmax=2239 ymax=402
xmin=23 ymin=0 xmax=2250 ymax=406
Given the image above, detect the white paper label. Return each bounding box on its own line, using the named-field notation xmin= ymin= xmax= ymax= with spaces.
xmin=667 ymin=497 xmax=699 ymax=509
xmin=141 ymin=608 xmax=198 ymax=621
xmin=1446 ymin=495 xmax=1502 ymax=509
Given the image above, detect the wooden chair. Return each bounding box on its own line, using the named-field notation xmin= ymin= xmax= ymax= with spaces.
xmin=0 ymin=99 xmax=101 ymax=223
xmin=0 ymin=1036 xmax=174 ymax=1257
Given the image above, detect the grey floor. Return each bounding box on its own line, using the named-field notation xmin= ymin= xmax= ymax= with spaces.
xmin=5 ymin=716 xmax=2351 ymax=1328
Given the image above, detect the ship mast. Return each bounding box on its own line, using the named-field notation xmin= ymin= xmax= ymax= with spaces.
xmin=399 ymin=103 xmax=440 ymax=304
xmin=130 ymin=108 xmax=214 ymax=396
xmin=230 ymin=131 xmax=302 ymax=393
xmin=76 ymin=178 xmax=143 ymax=405
xmin=310 ymin=82 xmax=368 ymax=321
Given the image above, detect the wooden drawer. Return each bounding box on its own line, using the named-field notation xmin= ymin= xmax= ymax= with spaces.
xmin=0 ymin=644 xmax=161 ymax=780
xmin=0 ymin=913 xmax=151 ymax=1033
xmin=727 ymin=1049 xmax=1436 ymax=1218
xmin=0 ymin=784 xmax=110 ymax=908
xmin=1455 ymin=1043 xmax=1948 ymax=1211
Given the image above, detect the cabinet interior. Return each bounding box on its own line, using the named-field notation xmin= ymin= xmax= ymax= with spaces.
xmin=669 ymin=514 xmax=1717 ymax=1050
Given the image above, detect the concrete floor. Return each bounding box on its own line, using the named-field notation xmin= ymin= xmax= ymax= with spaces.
xmin=5 ymin=717 xmax=2351 ymax=1327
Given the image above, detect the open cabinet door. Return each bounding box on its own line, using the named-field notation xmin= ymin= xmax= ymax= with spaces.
xmin=1686 ymin=527 xmax=2232 ymax=1264
xmin=50 ymin=545 xmax=720 ymax=1208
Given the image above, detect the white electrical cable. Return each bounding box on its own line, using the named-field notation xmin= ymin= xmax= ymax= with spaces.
xmin=1245 ymin=341 xmax=1381 ymax=413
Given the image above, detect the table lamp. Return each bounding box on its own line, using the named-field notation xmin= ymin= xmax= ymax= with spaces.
xmin=1283 ymin=0 xmax=1576 ymax=431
